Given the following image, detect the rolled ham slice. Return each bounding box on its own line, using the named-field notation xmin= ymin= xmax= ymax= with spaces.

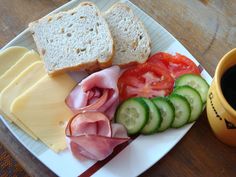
xmin=66 ymin=112 xmax=129 ymax=161
xmin=66 ymin=66 xmax=120 ymax=119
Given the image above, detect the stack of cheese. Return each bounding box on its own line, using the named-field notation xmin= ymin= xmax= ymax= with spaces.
xmin=0 ymin=46 xmax=76 ymax=152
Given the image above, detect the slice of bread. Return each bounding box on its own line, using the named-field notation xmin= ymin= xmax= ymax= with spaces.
xmin=104 ymin=3 xmax=151 ymax=67
xmin=29 ymin=2 xmax=114 ymax=75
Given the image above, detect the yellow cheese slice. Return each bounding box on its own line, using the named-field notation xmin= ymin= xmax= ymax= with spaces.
xmin=0 ymin=61 xmax=46 ymax=139
xmin=0 ymin=50 xmax=41 ymax=92
xmin=0 ymin=46 xmax=29 ymax=76
xmin=11 ymin=74 xmax=76 ymax=152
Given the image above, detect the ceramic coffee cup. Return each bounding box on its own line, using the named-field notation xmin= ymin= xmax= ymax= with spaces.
xmin=207 ymin=48 xmax=236 ymax=147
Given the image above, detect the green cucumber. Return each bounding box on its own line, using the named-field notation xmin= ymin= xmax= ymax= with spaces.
xmin=140 ymin=98 xmax=162 ymax=135
xmin=115 ymin=97 xmax=149 ymax=135
xmin=173 ymin=86 xmax=202 ymax=123
xmin=151 ymin=97 xmax=175 ymax=132
xmin=169 ymin=94 xmax=191 ymax=128
xmin=175 ymin=74 xmax=209 ymax=103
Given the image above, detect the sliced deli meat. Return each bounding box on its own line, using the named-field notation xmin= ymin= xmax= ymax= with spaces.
xmin=111 ymin=123 xmax=130 ymax=137
xmin=68 ymin=111 xmax=111 ymax=137
xmin=66 ymin=66 xmax=120 ymax=119
xmin=68 ymin=135 xmax=129 ymax=161
xmin=65 ymin=112 xmax=129 ymax=161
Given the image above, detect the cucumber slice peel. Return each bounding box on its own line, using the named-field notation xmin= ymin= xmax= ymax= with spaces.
xmin=175 ymin=74 xmax=209 ymax=103
xmin=115 ymin=97 xmax=149 ymax=135
xmin=141 ymin=98 xmax=162 ymax=134
xmin=173 ymin=86 xmax=202 ymax=123
xmin=169 ymin=94 xmax=191 ymax=128
xmin=151 ymin=97 xmax=175 ymax=132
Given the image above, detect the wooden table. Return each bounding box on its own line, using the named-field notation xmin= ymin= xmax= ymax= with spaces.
xmin=0 ymin=0 xmax=235 ymax=176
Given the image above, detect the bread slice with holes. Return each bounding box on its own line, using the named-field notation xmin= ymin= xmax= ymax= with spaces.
xmin=29 ymin=2 xmax=114 ymax=75
xmin=104 ymin=3 xmax=151 ymax=67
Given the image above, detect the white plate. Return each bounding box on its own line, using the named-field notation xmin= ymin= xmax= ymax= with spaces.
xmin=0 ymin=0 xmax=212 ymax=176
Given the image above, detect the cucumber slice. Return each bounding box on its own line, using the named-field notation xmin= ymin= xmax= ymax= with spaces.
xmin=140 ymin=98 xmax=162 ymax=134
xmin=173 ymin=86 xmax=202 ymax=123
xmin=151 ymin=97 xmax=175 ymax=132
xmin=115 ymin=97 xmax=149 ymax=135
xmin=175 ymin=74 xmax=209 ymax=103
xmin=169 ymin=94 xmax=191 ymax=128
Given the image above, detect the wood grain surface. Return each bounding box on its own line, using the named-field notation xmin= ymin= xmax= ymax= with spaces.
xmin=0 ymin=0 xmax=236 ymax=177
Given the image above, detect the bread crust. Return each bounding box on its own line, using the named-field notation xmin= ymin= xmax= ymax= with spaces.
xmin=48 ymin=52 xmax=114 ymax=76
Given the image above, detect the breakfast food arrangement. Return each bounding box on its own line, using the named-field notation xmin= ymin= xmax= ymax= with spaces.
xmin=0 ymin=1 xmax=212 ymax=176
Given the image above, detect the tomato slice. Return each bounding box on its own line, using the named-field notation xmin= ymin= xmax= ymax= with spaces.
xmin=147 ymin=52 xmax=200 ymax=79
xmin=118 ymin=63 xmax=174 ymax=100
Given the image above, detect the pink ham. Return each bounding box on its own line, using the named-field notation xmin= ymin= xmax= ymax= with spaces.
xmin=66 ymin=66 xmax=120 ymax=119
xmin=66 ymin=112 xmax=129 ymax=161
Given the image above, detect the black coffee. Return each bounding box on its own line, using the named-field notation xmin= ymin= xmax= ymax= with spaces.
xmin=221 ymin=65 xmax=236 ymax=110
